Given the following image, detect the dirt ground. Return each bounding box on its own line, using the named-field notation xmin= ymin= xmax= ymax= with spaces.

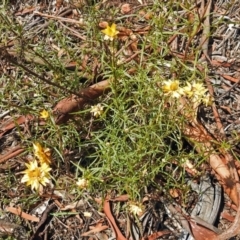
xmin=1 ymin=0 xmax=240 ymax=239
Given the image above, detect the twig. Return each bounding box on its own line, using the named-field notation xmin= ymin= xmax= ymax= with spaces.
xmin=0 ymin=110 xmax=11 ymax=119
xmin=58 ymin=21 xmax=86 ymax=40
xmin=220 ymin=74 xmax=239 ymax=84
xmin=199 ymin=0 xmax=212 ymax=62
xmin=31 ymin=9 xmax=74 ymax=36
xmin=205 ymin=76 xmax=225 ymax=136
xmin=30 ymin=203 xmax=56 ymax=240
xmin=0 ymin=145 xmax=24 ymax=164
xmin=117 ymin=52 xmax=139 ymax=65
xmin=216 ymin=77 xmax=240 ymax=100
xmin=34 ymin=11 xmax=85 ymax=26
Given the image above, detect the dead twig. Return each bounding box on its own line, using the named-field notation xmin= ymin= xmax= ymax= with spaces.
xmin=199 ymin=0 xmax=212 ymax=62
xmin=0 ymin=115 xmax=35 ymax=138
xmin=216 ymin=77 xmax=240 ymax=100
xmin=205 ymin=76 xmax=225 ymax=137
xmin=0 ymin=145 xmax=24 ymax=164
xmin=34 ymin=11 xmax=85 ymax=26
xmin=220 ymin=74 xmax=239 ymax=84
xmin=6 ymin=207 xmax=40 ymax=222
xmin=58 ymin=21 xmax=86 ymax=40
xmin=30 ymin=203 xmax=57 ymax=240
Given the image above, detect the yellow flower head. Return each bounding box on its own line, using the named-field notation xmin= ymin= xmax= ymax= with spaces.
xmin=90 ymin=104 xmax=104 ymax=118
xmin=101 ymin=23 xmax=119 ymax=41
xmin=202 ymin=94 xmax=213 ymax=106
xmin=76 ymin=178 xmax=89 ymax=189
xmin=21 ymin=160 xmax=51 ymax=191
xmin=129 ymin=202 xmax=144 ymax=216
xmin=181 ymin=82 xmax=194 ymax=98
xmin=40 ymin=110 xmax=49 ymax=120
xmin=33 ymin=142 xmax=51 ymax=165
xmin=192 ymin=82 xmax=207 ymax=96
xmin=162 ymin=80 xmax=181 ymax=98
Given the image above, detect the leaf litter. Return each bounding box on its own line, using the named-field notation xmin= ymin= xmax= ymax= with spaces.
xmin=1 ymin=0 xmax=240 ymax=239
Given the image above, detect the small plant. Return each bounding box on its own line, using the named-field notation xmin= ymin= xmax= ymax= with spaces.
xmin=1 ymin=0 xmax=237 ymax=238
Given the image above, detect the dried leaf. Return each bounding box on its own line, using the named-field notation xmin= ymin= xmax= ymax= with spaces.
xmin=209 ymin=153 xmax=238 ymax=205
xmin=60 ymin=200 xmax=86 ymax=210
xmin=0 ymin=115 xmax=34 ymax=138
xmin=221 ymin=211 xmax=235 ymax=222
xmin=142 ymin=230 xmax=171 ymax=240
xmin=178 ymin=97 xmax=239 ymax=205
xmin=96 ymin=232 xmax=109 ymax=240
xmin=53 ymin=80 xmax=110 ymax=124
xmin=103 ymin=196 xmax=127 ymax=240
xmin=111 ymin=194 xmax=129 ymax=202
xmin=189 ymin=219 xmax=218 ymax=240
xmin=0 ymin=219 xmax=26 ymax=237
xmin=0 ymin=145 xmax=24 ymax=164
xmin=6 ymin=207 xmax=40 ymax=222
xmin=81 ymin=222 xmax=108 ymax=236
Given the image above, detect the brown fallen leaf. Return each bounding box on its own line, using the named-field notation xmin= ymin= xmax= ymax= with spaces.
xmin=6 ymin=206 xmax=40 ymax=222
xmin=226 ymin=201 xmax=237 ymax=211
xmin=121 ymin=4 xmax=131 ymax=14
xmin=0 ymin=145 xmax=24 ymax=164
xmin=103 ymin=196 xmax=126 ymax=240
xmin=60 ymin=200 xmax=85 ymax=210
xmin=142 ymin=230 xmax=171 ymax=240
xmin=221 ymin=74 xmax=239 ymax=83
xmin=221 ymin=211 xmax=235 ymax=222
xmin=0 ymin=115 xmax=35 ymax=138
xmin=209 ymin=153 xmax=238 ymax=206
xmin=216 ymin=177 xmax=240 ymax=239
xmin=189 ymin=219 xmax=218 ymax=240
xmin=95 ymin=232 xmax=109 ymax=240
xmin=53 ymin=80 xmax=110 ymax=124
xmin=81 ymin=222 xmax=108 ymax=236
xmin=110 ymin=194 xmax=129 ymax=202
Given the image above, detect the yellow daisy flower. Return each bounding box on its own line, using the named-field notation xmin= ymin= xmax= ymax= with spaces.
xmin=33 ymin=142 xmax=51 ymax=165
xmin=101 ymin=23 xmax=119 ymax=41
xmin=192 ymin=82 xmax=207 ymax=96
xmin=21 ymin=160 xmax=51 ymax=191
xmin=181 ymin=82 xmax=194 ymax=98
xmin=40 ymin=110 xmax=49 ymax=120
xmin=162 ymin=80 xmax=181 ymax=98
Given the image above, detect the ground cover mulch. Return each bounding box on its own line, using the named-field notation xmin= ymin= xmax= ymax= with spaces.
xmin=1 ymin=0 xmax=240 ymax=239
